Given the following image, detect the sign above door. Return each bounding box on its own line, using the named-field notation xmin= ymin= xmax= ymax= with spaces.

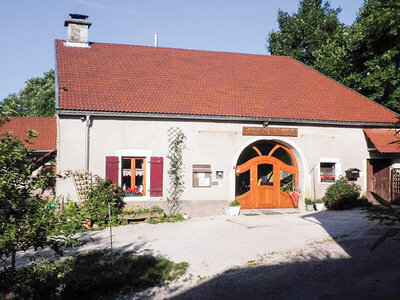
xmin=242 ymin=127 xmax=298 ymax=137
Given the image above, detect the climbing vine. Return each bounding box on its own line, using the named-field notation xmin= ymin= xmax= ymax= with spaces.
xmin=167 ymin=127 xmax=186 ymax=214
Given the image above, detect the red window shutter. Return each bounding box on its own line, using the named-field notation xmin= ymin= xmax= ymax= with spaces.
xmin=105 ymin=156 xmax=119 ymax=183
xmin=150 ymin=157 xmax=163 ymax=197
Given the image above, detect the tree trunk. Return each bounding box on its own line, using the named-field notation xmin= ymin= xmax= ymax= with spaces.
xmin=11 ymin=251 xmax=16 ymax=270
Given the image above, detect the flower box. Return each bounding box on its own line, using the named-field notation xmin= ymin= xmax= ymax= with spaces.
xmin=321 ymin=174 xmax=335 ymax=182
xmin=125 ymin=193 xmax=142 ymax=197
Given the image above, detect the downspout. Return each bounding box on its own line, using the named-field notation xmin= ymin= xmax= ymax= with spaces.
xmin=309 ymin=162 xmax=319 ymax=200
xmin=85 ymin=115 xmax=91 ymax=172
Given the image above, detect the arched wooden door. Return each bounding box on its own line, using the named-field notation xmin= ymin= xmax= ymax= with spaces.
xmin=235 ymin=142 xmax=299 ymax=209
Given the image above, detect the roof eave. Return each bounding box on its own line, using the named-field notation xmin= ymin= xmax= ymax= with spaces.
xmin=56 ymin=109 xmax=395 ymax=128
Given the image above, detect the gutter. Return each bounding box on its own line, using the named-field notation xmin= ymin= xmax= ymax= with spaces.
xmin=56 ymin=109 xmax=396 ymax=128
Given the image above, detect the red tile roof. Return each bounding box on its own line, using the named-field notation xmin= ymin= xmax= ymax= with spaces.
xmin=363 ymin=129 xmax=400 ymax=153
xmin=0 ymin=117 xmax=56 ymax=151
xmin=56 ymin=40 xmax=397 ymax=124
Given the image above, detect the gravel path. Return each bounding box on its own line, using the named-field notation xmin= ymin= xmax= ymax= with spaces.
xmin=14 ymin=209 xmax=399 ymax=299
xmin=77 ymin=209 xmax=376 ymax=278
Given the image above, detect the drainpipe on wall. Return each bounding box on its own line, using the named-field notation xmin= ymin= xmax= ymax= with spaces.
xmin=309 ymin=162 xmax=319 ymax=200
xmin=85 ymin=115 xmax=91 ymax=172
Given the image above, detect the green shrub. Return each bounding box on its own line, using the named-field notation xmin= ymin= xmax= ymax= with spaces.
xmin=0 ymin=250 xmax=188 ymax=299
xmin=229 ymin=200 xmax=240 ymax=207
xmin=150 ymin=214 xmax=185 ymax=224
xmin=314 ymin=199 xmax=324 ymax=204
xmin=305 ymin=198 xmax=313 ymax=205
xmin=123 ymin=206 xmax=164 ymax=215
xmin=85 ymin=177 xmax=125 ymax=226
xmin=322 ymin=177 xmax=363 ymax=210
xmin=49 ymin=199 xmax=86 ymax=242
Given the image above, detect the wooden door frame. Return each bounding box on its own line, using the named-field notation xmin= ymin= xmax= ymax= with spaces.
xmin=236 ymin=143 xmax=299 ymax=208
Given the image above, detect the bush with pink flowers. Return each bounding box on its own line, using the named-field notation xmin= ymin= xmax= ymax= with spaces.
xmin=322 ymin=176 xmax=367 ymax=210
xmin=85 ymin=176 xmax=125 ymax=226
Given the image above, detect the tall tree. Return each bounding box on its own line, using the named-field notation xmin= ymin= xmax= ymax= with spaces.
xmin=267 ymin=0 xmax=400 ymax=113
xmin=0 ymin=70 xmax=55 ymax=117
xmin=267 ymin=0 xmax=343 ymax=68
xmin=342 ymin=0 xmax=400 ymax=112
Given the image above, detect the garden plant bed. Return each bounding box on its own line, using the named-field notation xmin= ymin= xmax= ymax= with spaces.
xmin=121 ymin=211 xmax=165 ymax=224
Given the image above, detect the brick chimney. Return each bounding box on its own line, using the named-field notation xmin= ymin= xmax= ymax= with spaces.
xmin=64 ymin=14 xmax=91 ymax=47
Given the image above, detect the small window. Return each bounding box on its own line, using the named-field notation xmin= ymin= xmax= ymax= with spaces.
xmin=122 ymin=157 xmax=146 ymax=196
xmin=271 ymin=147 xmax=293 ymax=166
xmin=320 ymin=162 xmax=336 ymax=182
xmin=236 ymin=170 xmax=250 ymax=196
xmin=257 ymin=163 xmax=273 ymax=186
xmin=280 ymin=171 xmax=295 ymax=192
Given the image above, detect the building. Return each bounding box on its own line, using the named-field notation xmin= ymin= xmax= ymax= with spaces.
xmin=0 ymin=117 xmax=56 ymax=162
xmin=55 ymin=14 xmax=400 ymax=216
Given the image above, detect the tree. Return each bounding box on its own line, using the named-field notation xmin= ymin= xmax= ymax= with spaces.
xmin=267 ymin=0 xmax=343 ymax=68
xmin=0 ymin=125 xmax=61 ymax=270
xmin=341 ymin=0 xmax=400 ymax=112
xmin=0 ymin=70 xmax=55 ymax=117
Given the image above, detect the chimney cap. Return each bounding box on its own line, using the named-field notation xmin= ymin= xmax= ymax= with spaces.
xmin=69 ymin=13 xmax=88 ymax=20
xmin=64 ymin=13 xmax=91 ymax=27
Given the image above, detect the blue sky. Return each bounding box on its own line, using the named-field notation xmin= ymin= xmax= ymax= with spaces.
xmin=0 ymin=0 xmax=363 ymax=100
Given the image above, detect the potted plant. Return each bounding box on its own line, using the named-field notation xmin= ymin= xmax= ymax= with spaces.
xmin=305 ymin=198 xmax=314 ymax=211
xmin=224 ymin=199 xmax=241 ymax=216
xmin=314 ymin=199 xmax=325 ymax=211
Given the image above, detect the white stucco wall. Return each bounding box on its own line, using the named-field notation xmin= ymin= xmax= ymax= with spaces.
xmin=56 ymin=115 xmax=372 ymax=207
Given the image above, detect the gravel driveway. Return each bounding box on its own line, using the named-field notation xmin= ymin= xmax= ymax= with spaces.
xmin=78 ymin=209 xmax=376 ymax=277
xmin=72 ymin=209 xmax=400 ymax=299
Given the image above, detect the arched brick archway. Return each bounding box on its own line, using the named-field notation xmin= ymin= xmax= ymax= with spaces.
xmin=235 ymin=141 xmax=299 ymax=209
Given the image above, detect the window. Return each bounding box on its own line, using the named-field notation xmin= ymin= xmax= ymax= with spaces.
xmin=257 ymin=164 xmax=273 ymax=186
xmin=236 ymin=170 xmax=250 ymax=196
xmin=122 ymin=157 xmax=146 ymax=195
xmin=106 ymin=154 xmax=163 ymax=198
xmin=280 ymin=170 xmax=295 ymax=192
xmin=320 ymin=162 xmax=336 ymax=182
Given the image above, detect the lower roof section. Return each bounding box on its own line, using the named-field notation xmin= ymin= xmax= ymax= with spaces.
xmin=363 ymin=129 xmax=400 ymax=153
xmin=0 ymin=117 xmax=56 ymax=151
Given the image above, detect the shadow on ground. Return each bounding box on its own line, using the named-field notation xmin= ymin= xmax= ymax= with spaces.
xmin=171 ymin=210 xmax=400 ymax=299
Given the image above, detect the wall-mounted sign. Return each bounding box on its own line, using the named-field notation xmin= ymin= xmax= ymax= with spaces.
xmin=242 ymin=127 xmax=298 ymax=137
xmin=193 ymin=164 xmax=212 ymax=187
xmin=216 ymin=171 xmax=224 ymax=179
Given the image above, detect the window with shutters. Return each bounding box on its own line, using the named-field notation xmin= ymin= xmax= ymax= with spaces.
xmin=121 ymin=157 xmax=146 ymax=196
xmin=106 ymin=153 xmax=163 ymax=198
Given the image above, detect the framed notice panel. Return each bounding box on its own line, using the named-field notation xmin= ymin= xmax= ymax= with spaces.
xmin=193 ymin=164 xmax=212 ymax=187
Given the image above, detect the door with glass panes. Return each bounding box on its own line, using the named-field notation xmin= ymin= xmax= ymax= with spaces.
xmin=235 ymin=142 xmax=299 ymax=209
